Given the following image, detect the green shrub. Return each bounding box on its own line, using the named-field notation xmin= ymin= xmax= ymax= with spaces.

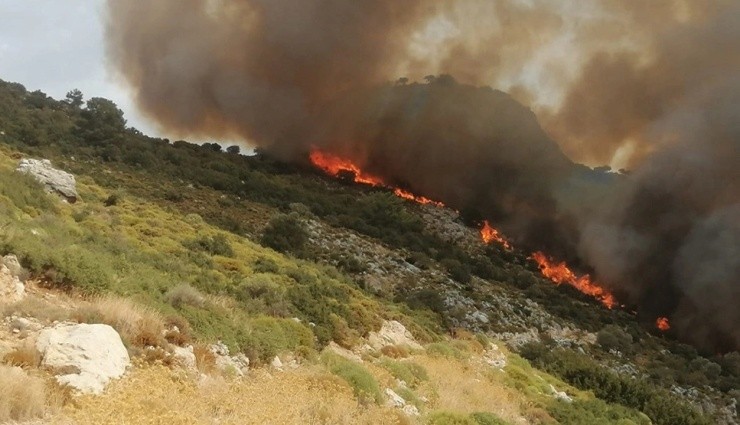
xmin=260 ymin=213 xmax=308 ymax=256
xmin=239 ymin=317 xmax=315 ymax=364
xmin=184 ymin=234 xmax=234 ymax=257
xmin=165 ymin=284 xmax=206 ymax=308
xmin=234 ymin=274 xmax=290 ymax=316
xmin=426 ymin=341 xmax=469 ymax=360
xmin=597 ymin=325 xmax=633 ymax=353
xmin=470 ymin=412 xmax=509 ymax=425
xmin=427 ymin=411 xmax=477 ymax=425
xmin=0 ymin=168 xmax=57 ymax=215
xmin=321 ymin=352 xmax=383 ymax=404
xmin=441 ymin=259 xmax=472 ymax=284
xmin=379 ymin=358 xmax=429 ymax=388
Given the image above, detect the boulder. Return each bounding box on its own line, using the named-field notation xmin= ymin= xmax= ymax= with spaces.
xmin=367 ymin=320 xmax=423 ymax=351
xmin=0 ymin=264 xmax=25 ymax=303
xmin=36 ymin=323 xmax=130 ymax=394
xmin=385 ymin=388 xmax=406 ymax=408
xmin=17 ymin=159 xmax=78 ymax=203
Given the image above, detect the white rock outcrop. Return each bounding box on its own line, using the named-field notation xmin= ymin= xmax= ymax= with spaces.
xmin=208 ymin=341 xmax=249 ymax=377
xmin=172 ymin=345 xmax=197 ymax=371
xmin=0 ymin=264 xmax=25 ymax=303
xmin=36 ymin=323 xmax=130 ymax=394
xmin=17 ymin=159 xmax=78 ymax=203
xmin=367 ymin=320 xmax=423 ymax=351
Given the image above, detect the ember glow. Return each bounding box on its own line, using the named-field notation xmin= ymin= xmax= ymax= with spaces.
xmin=656 ymin=317 xmax=671 ymax=332
xmin=480 ymin=220 xmax=511 ymax=249
xmin=531 ymin=252 xmax=618 ymax=309
xmin=309 ymin=150 xmax=444 ymax=206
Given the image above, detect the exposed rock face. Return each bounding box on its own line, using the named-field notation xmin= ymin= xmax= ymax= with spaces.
xmin=1 ymin=255 xmax=23 ymax=279
xmin=17 ymin=159 xmax=78 ymax=203
xmin=367 ymin=320 xmax=423 ymax=351
xmin=36 ymin=323 xmax=130 ymax=394
xmin=208 ymin=341 xmax=250 ymax=377
xmin=0 ymin=263 xmax=25 ymax=304
xmin=171 ymin=345 xmax=197 ymax=371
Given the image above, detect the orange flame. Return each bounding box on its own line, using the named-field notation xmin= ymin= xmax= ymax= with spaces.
xmin=656 ymin=317 xmax=671 ymax=332
xmin=531 ymin=252 xmax=618 ymax=309
xmin=480 ymin=220 xmax=511 ymax=249
xmin=309 ymin=150 xmax=444 ymax=206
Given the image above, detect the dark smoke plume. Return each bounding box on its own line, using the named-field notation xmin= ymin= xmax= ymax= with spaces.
xmin=106 ymin=0 xmax=740 ymax=352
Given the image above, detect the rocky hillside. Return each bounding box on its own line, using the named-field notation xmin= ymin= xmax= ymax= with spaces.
xmin=0 ymin=79 xmax=738 ymax=425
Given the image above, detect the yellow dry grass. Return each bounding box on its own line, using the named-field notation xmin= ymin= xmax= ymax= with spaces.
xmin=415 ymin=354 xmax=526 ymax=423
xmin=0 ymin=364 xmax=61 ymax=422
xmin=53 ymin=365 xmax=410 ymax=425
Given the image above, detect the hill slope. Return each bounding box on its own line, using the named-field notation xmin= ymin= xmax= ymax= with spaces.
xmin=0 ymin=79 xmax=737 ymax=424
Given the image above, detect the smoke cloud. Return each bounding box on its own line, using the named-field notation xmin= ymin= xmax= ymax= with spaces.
xmin=105 ymin=0 xmax=739 ymax=352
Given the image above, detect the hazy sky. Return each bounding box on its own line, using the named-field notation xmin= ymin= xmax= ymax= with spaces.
xmin=0 ymin=0 xmax=159 ymax=135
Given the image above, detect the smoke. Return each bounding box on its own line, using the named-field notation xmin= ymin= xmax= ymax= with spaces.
xmin=105 ymin=0 xmax=740 ymax=352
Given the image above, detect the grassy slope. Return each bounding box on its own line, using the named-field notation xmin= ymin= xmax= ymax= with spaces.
xmin=0 ymin=79 xmax=731 ymax=424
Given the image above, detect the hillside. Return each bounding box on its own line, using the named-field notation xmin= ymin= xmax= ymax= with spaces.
xmin=0 ymin=79 xmax=737 ymax=425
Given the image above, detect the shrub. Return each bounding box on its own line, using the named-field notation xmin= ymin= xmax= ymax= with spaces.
xmin=597 ymin=325 xmax=633 ymax=353
xmin=165 ymin=284 xmax=206 ymax=309
xmin=427 ymin=341 xmax=470 ymax=360
xmin=427 ymin=411 xmax=477 ymax=425
xmin=379 ymin=359 xmax=429 ymax=388
xmin=321 ymin=352 xmax=383 ymax=405
xmin=441 ymin=259 xmax=472 ymax=284
xmin=260 ymin=213 xmax=309 ymax=256
xmin=238 ymin=317 xmax=315 ymax=364
xmin=184 ymin=234 xmax=234 ymax=257
xmin=234 ymin=274 xmax=290 ymax=317
xmin=470 ymin=412 xmax=509 ymax=425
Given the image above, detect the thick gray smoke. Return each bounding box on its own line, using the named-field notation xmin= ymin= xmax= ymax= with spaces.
xmin=106 ymin=0 xmax=740 ymax=352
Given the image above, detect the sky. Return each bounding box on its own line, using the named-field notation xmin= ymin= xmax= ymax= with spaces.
xmin=0 ymin=0 xmax=160 ymax=136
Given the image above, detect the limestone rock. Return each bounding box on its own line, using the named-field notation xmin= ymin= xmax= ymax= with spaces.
xmin=172 ymin=345 xmax=197 ymax=370
xmin=550 ymin=384 xmax=573 ymax=403
xmin=17 ymin=159 xmax=78 ymax=203
xmin=367 ymin=320 xmax=423 ymax=351
xmin=36 ymin=323 xmax=130 ymax=394
xmin=2 ymin=255 xmax=23 ymax=279
xmin=327 ymin=341 xmax=364 ymax=363
xmin=0 ymin=264 xmax=25 ymax=303
xmin=385 ymin=388 xmax=406 ymax=408
xmin=271 ymin=355 xmax=283 ymax=369
xmin=208 ymin=341 xmax=249 ymax=377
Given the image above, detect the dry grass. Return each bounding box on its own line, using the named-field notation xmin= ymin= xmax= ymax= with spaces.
xmin=3 ymin=340 xmax=41 ymax=368
xmin=0 ymin=364 xmax=57 ymax=422
xmin=0 ymin=295 xmax=71 ymax=323
xmin=72 ymin=296 xmax=166 ymax=348
xmin=165 ymin=284 xmax=206 ymax=309
xmin=53 ymin=365 xmax=406 ymax=425
xmin=415 ymin=354 xmax=525 ymax=424
xmin=193 ymin=343 xmax=217 ymax=374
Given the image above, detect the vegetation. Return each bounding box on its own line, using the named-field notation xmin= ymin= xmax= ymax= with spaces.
xmin=0 ymin=78 xmax=736 ymax=424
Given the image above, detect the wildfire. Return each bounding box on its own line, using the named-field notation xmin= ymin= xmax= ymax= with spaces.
xmin=480 ymin=220 xmax=511 ymax=249
xmin=309 ymin=149 xmax=621 ymax=312
xmin=530 ymin=252 xmax=618 ymax=309
xmin=656 ymin=317 xmax=671 ymax=332
xmin=309 ymin=150 xmax=444 ymax=206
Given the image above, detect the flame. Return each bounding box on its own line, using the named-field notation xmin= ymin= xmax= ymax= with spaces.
xmin=531 ymin=252 xmax=618 ymax=309
xmin=309 ymin=150 xmax=384 ymax=186
xmin=310 ymin=150 xmax=444 ymax=206
xmin=656 ymin=317 xmax=671 ymax=331
xmin=480 ymin=220 xmax=511 ymax=249
xmin=309 ymin=149 xmax=621 ymax=311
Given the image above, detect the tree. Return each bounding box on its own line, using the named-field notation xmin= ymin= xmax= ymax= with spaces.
xmin=76 ymin=97 xmax=127 ymax=144
xmin=396 ymin=77 xmax=409 ymax=86
xmin=226 ymin=145 xmax=241 ymax=155
xmin=65 ymin=89 xmax=84 ymax=108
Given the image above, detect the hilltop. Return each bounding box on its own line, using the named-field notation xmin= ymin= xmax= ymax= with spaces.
xmin=0 ymin=79 xmax=737 ymax=425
